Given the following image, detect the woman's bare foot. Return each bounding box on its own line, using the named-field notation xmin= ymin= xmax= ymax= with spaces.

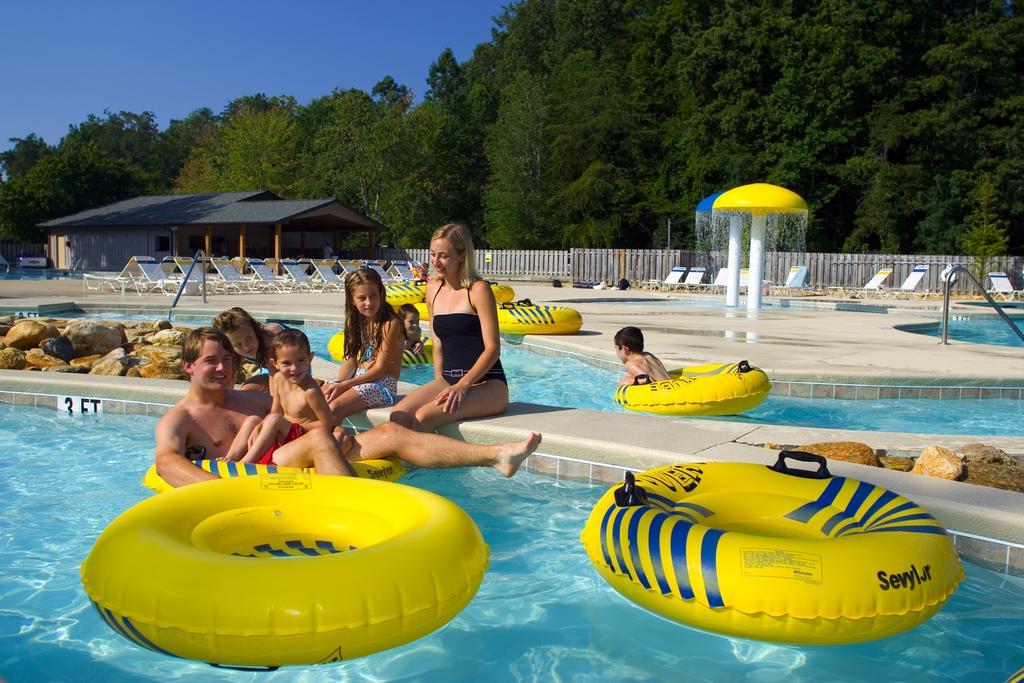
xmin=493 ymin=432 xmax=542 ymax=477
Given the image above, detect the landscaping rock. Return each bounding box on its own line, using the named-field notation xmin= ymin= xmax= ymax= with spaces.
xmin=25 ymin=348 xmax=69 ymax=369
xmin=911 ymin=445 xmax=965 ymax=480
xmin=879 ymin=456 xmax=914 ymax=472
xmin=43 ymin=365 xmax=89 ymax=373
xmin=89 ymin=348 xmax=128 ymax=376
xmin=70 ymin=354 xmax=102 ymax=369
xmin=133 ymin=344 xmax=182 ymax=363
xmin=0 ymin=347 xmax=28 ymax=370
xmin=0 ymin=324 xmax=11 ymax=337
xmin=63 ymin=320 xmax=127 ymax=357
xmin=125 ymin=366 xmax=143 ymax=377
xmin=146 ymin=329 xmax=186 ymax=346
xmin=3 ymin=320 xmax=60 ymax=350
xmin=793 ymin=441 xmax=881 ymax=467
xmin=139 ymin=360 xmax=187 ymax=380
xmin=958 ymin=443 xmax=1010 ymax=464
xmin=40 ymin=335 xmax=76 ymax=362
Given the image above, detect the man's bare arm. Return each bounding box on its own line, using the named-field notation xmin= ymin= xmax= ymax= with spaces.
xmin=153 ymin=409 xmax=217 ymax=487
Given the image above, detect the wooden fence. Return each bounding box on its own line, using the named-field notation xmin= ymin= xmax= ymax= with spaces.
xmin=340 ymin=246 xmax=1023 ymax=294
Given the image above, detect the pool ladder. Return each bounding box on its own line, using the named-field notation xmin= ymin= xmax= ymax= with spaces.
xmin=167 ymin=250 xmax=207 ymax=321
xmin=939 ymin=265 xmax=1024 ymax=344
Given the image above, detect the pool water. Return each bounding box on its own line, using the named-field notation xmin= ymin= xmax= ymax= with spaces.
xmin=301 ymin=328 xmax=1024 ymax=437
xmin=1 ymin=403 xmax=1022 ymax=682
xmin=0 ymin=268 xmax=81 ymax=280
xmin=905 ymin=317 xmax=1024 ymax=348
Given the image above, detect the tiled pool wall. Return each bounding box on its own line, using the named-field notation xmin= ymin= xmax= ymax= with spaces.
xmin=1 ymin=387 xmax=1020 ymax=578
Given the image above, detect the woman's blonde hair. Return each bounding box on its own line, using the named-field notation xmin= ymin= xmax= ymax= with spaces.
xmin=430 ymin=223 xmax=479 ymax=288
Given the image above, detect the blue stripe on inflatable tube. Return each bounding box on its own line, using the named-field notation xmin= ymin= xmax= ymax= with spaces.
xmin=700 ymin=529 xmax=726 ymax=608
xmin=243 ymin=462 xmax=257 ymax=475
xmin=784 ymin=477 xmax=846 ymax=523
xmin=225 ymin=460 xmax=237 ymax=477
xmin=627 ymin=509 xmax=652 ymax=589
xmin=821 ymin=481 xmax=876 ymax=536
xmin=647 ymin=513 xmax=671 ymax=594
xmin=859 ymin=525 xmax=948 ymax=535
xmin=611 ymin=507 xmax=632 ymax=579
xmin=122 ymin=616 xmax=175 ymax=656
xmin=669 ymin=520 xmax=695 ymax=600
xmin=598 ymin=503 xmax=616 ymax=569
xmin=870 ymin=512 xmax=940 ymax=528
xmin=835 ymin=489 xmax=899 ymax=536
xmin=867 ymin=501 xmax=918 ymax=528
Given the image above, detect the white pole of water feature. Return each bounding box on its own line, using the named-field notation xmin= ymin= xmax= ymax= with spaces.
xmin=747 ymin=213 xmax=767 ymax=312
xmin=725 ymin=215 xmax=743 ymax=307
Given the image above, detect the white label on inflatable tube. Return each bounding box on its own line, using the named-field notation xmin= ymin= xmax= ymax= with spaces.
xmin=741 ymin=548 xmax=822 ymax=584
xmin=58 ymin=395 xmax=103 ymax=415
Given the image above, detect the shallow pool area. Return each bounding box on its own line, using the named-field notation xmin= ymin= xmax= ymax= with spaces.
xmin=1 ymin=402 xmax=1022 ymax=682
xmin=0 ymin=268 xmax=81 ymax=281
xmin=899 ymin=316 xmax=1024 ymax=348
xmin=299 ymin=327 xmax=1024 ymax=437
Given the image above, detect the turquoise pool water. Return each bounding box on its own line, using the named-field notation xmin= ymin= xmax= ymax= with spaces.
xmin=23 ymin=312 xmax=1024 ymax=436
xmin=903 ymin=317 xmax=1024 ymax=348
xmin=299 ymin=328 xmax=1024 ymax=437
xmin=1 ymin=403 xmax=1022 ymax=681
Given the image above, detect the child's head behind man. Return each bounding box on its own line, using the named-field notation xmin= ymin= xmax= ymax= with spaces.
xmin=398 ymin=303 xmax=422 ymax=343
xmin=270 ymin=329 xmax=313 ymax=381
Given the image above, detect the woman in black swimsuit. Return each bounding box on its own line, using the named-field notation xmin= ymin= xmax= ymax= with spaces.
xmin=390 ymin=223 xmax=509 ymax=431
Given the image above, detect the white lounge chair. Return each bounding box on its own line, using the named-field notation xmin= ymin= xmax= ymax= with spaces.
xmin=828 ymin=268 xmax=892 ymax=298
xmin=645 ymin=267 xmax=685 ymax=290
xmin=886 ymin=265 xmax=929 ymax=299
xmin=701 ymin=267 xmax=731 ymax=293
xmin=770 ymin=266 xmax=815 ymax=296
xmin=365 ymin=260 xmax=396 ymax=282
xmin=270 ymin=259 xmax=317 ymax=292
xmin=677 ymin=267 xmax=707 ymax=291
xmin=210 ymin=258 xmax=261 ymax=293
xmin=311 ymin=259 xmax=345 ymax=292
xmin=247 ymin=259 xmax=290 ymax=292
xmin=988 ymin=272 xmax=1022 ymax=301
xmin=388 ymin=260 xmax=418 ymax=281
xmin=82 ymin=256 xmax=152 ymax=293
xmin=0 ymin=254 xmax=9 ymax=272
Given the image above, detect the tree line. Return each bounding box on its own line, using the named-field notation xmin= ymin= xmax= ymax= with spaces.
xmin=1 ymin=0 xmax=1020 ymax=259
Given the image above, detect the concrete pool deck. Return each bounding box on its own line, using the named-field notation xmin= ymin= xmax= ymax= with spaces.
xmin=1 ymin=279 xmax=1022 ymax=570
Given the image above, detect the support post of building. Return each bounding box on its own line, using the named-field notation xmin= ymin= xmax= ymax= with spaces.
xmin=239 ymin=224 xmax=247 ymax=260
xmin=273 ymin=223 xmax=282 ymax=261
xmin=204 ymin=227 xmax=212 ymax=256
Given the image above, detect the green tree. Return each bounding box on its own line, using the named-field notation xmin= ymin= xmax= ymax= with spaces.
xmin=0 ymin=141 xmax=139 ymax=240
xmin=962 ymin=175 xmax=1009 ymax=279
xmin=0 ymin=134 xmax=51 ymax=180
xmin=483 ymin=71 xmax=551 ymax=248
xmin=175 ymin=107 xmax=300 ymax=196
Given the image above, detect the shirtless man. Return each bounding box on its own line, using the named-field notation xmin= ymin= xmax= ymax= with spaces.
xmin=155 ymin=327 xmax=541 ymax=487
xmin=614 ymin=326 xmax=671 ymax=386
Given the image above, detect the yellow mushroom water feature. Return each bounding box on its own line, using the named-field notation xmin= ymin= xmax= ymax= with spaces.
xmin=711 ymin=183 xmax=808 ymax=312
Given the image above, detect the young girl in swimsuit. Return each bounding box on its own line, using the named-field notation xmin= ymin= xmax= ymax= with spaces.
xmin=390 ymin=223 xmax=509 ymax=431
xmin=323 ymin=268 xmax=405 ymax=421
xmin=212 ymin=307 xmax=286 ymax=392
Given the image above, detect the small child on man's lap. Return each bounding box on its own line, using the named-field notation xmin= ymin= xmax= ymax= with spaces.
xmin=222 ymin=329 xmax=336 ymax=465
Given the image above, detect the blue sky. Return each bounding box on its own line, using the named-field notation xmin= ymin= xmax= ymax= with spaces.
xmin=0 ymin=0 xmax=508 ymax=151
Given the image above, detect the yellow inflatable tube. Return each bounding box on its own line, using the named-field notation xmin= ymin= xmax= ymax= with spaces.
xmin=406 ymin=283 xmax=515 ymax=321
xmin=83 ymin=474 xmax=488 ymax=666
xmin=385 ymin=280 xmax=427 ymax=308
xmin=615 ymin=361 xmax=769 ymax=416
xmin=580 ymin=454 xmax=962 ymax=645
xmin=327 ymin=330 xmax=433 ymax=366
xmin=142 ymin=457 xmax=406 ymax=494
xmin=497 ymin=299 xmax=583 ymax=335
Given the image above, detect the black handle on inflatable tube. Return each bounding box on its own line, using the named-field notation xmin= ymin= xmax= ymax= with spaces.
xmin=614 ymin=471 xmax=649 ymax=507
xmin=515 ymin=298 xmax=533 ymax=306
xmin=737 ymin=360 xmax=751 ymax=373
xmin=209 ymin=663 xmax=280 ymax=672
xmin=769 ymin=450 xmax=831 ymax=479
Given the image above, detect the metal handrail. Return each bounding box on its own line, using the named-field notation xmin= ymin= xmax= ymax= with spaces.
xmin=167 ymin=250 xmax=207 ymax=321
xmin=940 ymin=265 xmax=1024 ymax=344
